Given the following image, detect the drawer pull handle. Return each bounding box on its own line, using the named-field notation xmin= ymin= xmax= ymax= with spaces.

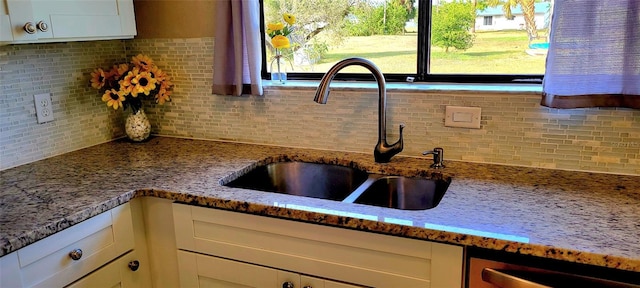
xmin=282 ymin=282 xmax=294 ymax=288
xmin=23 ymin=22 xmax=36 ymax=34
xmin=36 ymin=21 xmax=48 ymax=32
xmin=128 ymin=260 xmax=140 ymax=271
xmin=68 ymin=249 xmax=83 ymax=260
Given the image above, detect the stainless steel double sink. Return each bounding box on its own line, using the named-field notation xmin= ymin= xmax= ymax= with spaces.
xmin=224 ymin=162 xmax=451 ymax=210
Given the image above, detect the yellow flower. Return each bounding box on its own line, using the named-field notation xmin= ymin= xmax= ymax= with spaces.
xmin=150 ymin=66 xmax=167 ymax=82
xmin=90 ymin=54 xmax=172 ymax=110
xmin=90 ymin=68 xmax=107 ymax=89
xmin=110 ymin=63 xmax=129 ymax=79
xmin=156 ymin=88 xmax=172 ymax=105
xmin=131 ymin=71 xmax=157 ymax=97
xmin=119 ymin=67 xmax=138 ymax=91
xmin=101 ymin=89 xmax=125 ymax=110
xmin=119 ymin=84 xmax=133 ymax=96
xmin=271 ymin=35 xmax=290 ymax=49
xmin=131 ymin=54 xmax=154 ymax=71
xmin=283 ymin=13 xmax=295 ymax=25
xmin=160 ymin=77 xmax=172 ymax=90
xmin=267 ymin=22 xmax=284 ymax=34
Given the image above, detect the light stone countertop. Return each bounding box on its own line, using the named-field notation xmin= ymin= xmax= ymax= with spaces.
xmin=0 ymin=137 xmax=639 ymax=273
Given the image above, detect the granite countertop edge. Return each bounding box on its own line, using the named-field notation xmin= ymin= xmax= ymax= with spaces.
xmin=1 ymin=137 xmax=638 ymax=273
xmin=2 ymin=188 xmax=635 ymax=272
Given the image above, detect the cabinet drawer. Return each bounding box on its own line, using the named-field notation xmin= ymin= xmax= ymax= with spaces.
xmin=17 ymin=203 xmax=135 ymax=288
xmin=173 ymin=203 xmax=463 ymax=288
xmin=66 ymin=250 xmax=147 ymax=288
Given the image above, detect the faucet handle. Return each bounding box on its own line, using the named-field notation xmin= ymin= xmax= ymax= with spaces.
xmin=422 ymin=147 xmax=445 ymax=169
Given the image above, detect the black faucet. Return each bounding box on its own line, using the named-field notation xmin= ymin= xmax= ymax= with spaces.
xmin=313 ymin=58 xmax=404 ymax=163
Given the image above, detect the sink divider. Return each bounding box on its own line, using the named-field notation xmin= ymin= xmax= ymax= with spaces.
xmin=341 ymin=174 xmax=385 ymax=204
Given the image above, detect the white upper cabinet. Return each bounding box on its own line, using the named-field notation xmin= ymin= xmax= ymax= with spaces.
xmin=0 ymin=4 xmax=12 ymax=41
xmin=2 ymin=0 xmax=136 ymax=44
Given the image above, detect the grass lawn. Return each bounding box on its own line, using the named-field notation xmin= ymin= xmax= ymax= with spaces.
xmin=292 ymin=30 xmax=546 ymax=75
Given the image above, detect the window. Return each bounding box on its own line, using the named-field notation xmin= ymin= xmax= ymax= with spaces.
xmin=483 ymin=16 xmax=493 ymax=26
xmin=261 ymin=0 xmax=552 ymax=83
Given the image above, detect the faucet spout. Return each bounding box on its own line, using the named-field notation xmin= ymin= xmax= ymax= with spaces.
xmin=314 ymin=57 xmax=404 ymax=163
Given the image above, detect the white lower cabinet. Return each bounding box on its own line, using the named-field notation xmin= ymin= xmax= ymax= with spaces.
xmin=66 ymin=250 xmax=145 ymax=288
xmin=177 ymin=250 xmax=363 ymax=288
xmin=0 ymin=199 xmax=151 ymax=288
xmin=172 ymin=203 xmax=464 ymax=288
xmin=1 ymin=198 xmax=462 ymax=288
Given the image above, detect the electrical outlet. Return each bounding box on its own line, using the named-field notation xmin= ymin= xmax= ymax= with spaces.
xmin=34 ymin=93 xmax=54 ymax=123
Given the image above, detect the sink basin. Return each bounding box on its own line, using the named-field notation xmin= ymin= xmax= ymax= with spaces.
xmin=225 ymin=162 xmax=369 ymax=201
xmin=352 ymin=176 xmax=451 ymax=210
xmin=224 ymin=161 xmax=451 ymax=210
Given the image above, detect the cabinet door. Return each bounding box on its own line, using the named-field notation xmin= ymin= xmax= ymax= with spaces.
xmin=30 ymin=0 xmax=134 ymax=39
xmin=3 ymin=0 xmax=135 ymax=43
xmin=301 ymin=275 xmax=364 ymax=288
xmin=177 ymin=251 xmax=366 ymax=288
xmin=177 ymin=250 xmax=278 ymax=288
xmin=0 ymin=0 xmax=13 ymax=41
xmin=4 ymin=0 xmax=38 ymax=41
xmin=174 ymin=203 xmax=463 ymax=287
xmin=66 ymin=250 xmax=147 ymax=288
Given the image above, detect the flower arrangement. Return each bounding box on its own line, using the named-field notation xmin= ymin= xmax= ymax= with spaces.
xmin=90 ymin=54 xmax=172 ymax=114
xmin=266 ymin=13 xmax=296 ymax=82
xmin=267 ymin=13 xmax=296 ymax=51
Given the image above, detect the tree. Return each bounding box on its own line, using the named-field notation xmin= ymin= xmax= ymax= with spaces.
xmin=264 ymin=0 xmax=353 ymax=43
xmin=344 ymin=0 xmax=410 ymax=36
xmin=431 ymin=0 xmax=476 ymax=52
xmin=486 ymin=0 xmax=538 ymax=39
xmin=397 ymin=0 xmax=417 ymax=21
xmin=383 ymin=0 xmax=410 ymax=34
xmin=344 ymin=1 xmax=382 ymax=36
xmin=264 ymin=0 xmax=354 ymax=63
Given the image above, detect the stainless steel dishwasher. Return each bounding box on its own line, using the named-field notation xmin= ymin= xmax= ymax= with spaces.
xmin=466 ymin=252 xmax=640 ymax=288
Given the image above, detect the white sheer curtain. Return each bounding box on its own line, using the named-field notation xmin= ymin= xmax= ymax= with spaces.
xmin=212 ymin=0 xmax=263 ymax=96
xmin=542 ymin=0 xmax=640 ymax=108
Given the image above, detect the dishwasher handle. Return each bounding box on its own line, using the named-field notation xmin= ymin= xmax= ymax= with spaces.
xmin=482 ymin=267 xmax=640 ymax=288
xmin=482 ymin=268 xmax=551 ymax=288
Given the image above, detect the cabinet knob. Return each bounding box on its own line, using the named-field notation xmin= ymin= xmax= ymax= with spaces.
xmin=68 ymin=249 xmax=83 ymax=260
xmin=23 ymin=22 xmax=37 ymax=34
xmin=36 ymin=21 xmax=48 ymax=32
xmin=128 ymin=260 xmax=140 ymax=271
xmin=282 ymin=282 xmax=294 ymax=288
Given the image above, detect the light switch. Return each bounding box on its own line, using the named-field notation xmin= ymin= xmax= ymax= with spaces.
xmin=453 ymin=112 xmax=473 ymax=122
xmin=445 ymin=106 xmax=481 ymax=129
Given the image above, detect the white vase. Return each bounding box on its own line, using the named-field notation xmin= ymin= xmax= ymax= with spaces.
xmin=125 ymin=109 xmax=151 ymax=142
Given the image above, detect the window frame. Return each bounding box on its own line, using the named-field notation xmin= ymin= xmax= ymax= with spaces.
xmin=260 ymin=0 xmax=544 ymax=84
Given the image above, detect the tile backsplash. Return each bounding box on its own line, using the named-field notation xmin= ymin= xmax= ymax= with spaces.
xmin=1 ymin=41 xmax=126 ymax=169
xmin=2 ymin=38 xmax=639 ymax=175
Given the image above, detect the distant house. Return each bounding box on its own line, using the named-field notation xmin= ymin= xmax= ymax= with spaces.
xmin=475 ymin=2 xmax=551 ymax=32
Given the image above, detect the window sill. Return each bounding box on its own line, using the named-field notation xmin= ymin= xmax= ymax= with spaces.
xmin=263 ymin=80 xmax=542 ymax=95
